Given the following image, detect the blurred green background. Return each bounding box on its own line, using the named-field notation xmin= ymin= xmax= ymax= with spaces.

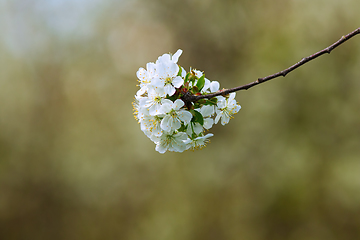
xmin=1 ymin=0 xmax=360 ymax=239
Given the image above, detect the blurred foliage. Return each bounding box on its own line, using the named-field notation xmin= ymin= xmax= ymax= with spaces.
xmin=1 ymin=0 xmax=360 ymax=239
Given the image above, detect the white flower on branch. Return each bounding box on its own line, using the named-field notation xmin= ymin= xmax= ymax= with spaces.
xmin=215 ymin=93 xmax=241 ymax=126
xmin=133 ymin=49 xmax=242 ymax=153
xmin=132 ymin=28 xmax=360 ymax=153
xmin=160 ymin=99 xmax=192 ymax=133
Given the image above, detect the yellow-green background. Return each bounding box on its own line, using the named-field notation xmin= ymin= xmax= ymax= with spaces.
xmin=1 ymin=0 xmax=360 ymax=239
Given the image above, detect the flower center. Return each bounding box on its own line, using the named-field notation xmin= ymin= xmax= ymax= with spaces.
xmin=154 ymin=96 xmax=162 ymax=103
xmin=165 ymin=134 xmax=174 ymax=145
xmin=169 ymin=109 xmax=177 ymax=118
xmin=165 ymin=77 xmax=172 ymax=85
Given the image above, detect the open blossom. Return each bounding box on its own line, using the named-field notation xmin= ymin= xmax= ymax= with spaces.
xmin=160 ymin=99 xmax=192 ymax=133
xmin=215 ymin=92 xmax=241 ymax=125
xmin=151 ymin=49 xmax=184 ymax=96
xmin=133 ymin=49 xmax=241 ymax=153
xmin=184 ymin=133 xmax=214 ymax=150
xmin=186 ymin=122 xmax=203 ymax=136
xmin=136 ymin=62 xmax=156 ymax=87
xmin=151 ymin=62 xmax=183 ymax=96
xmin=153 ymin=132 xmax=188 ymax=154
xmin=140 ymin=114 xmax=163 ymax=138
xmin=157 ymin=49 xmax=183 ymax=65
xmin=139 ymin=88 xmax=167 ymax=116
xmin=186 ymin=105 xmax=215 ymax=136
xmin=197 ymin=105 xmax=215 ymax=129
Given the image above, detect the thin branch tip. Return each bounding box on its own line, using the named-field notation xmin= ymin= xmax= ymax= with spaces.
xmin=190 ymin=27 xmax=360 ymax=102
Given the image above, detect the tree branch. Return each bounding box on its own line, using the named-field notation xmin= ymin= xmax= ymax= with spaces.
xmin=189 ymin=27 xmax=360 ymax=102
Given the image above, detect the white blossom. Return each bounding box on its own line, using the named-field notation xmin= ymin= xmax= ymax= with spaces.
xmin=184 ymin=133 xmax=214 ymax=150
xmin=153 ymin=132 xmax=188 ymax=154
xmin=197 ymin=105 xmax=215 ymax=130
xmin=140 ymin=114 xmax=163 ymax=138
xmin=210 ymin=81 xmax=220 ymax=92
xmin=160 ymin=99 xmax=192 ymax=133
xmin=140 ymin=88 xmax=166 ymax=116
xmin=132 ymin=49 xmax=242 ymax=153
xmin=215 ymin=93 xmax=241 ymax=125
xmin=156 ymin=49 xmax=183 ymax=65
xmin=151 ymin=62 xmax=183 ymax=96
xmin=186 ymin=122 xmax=204 ymax=136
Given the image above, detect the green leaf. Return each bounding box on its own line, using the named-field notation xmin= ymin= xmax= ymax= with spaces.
xmin=189 ymin=72 xmax=197 ymax=85
xmin=196 ymin=75 xmax=205 ymax=91
xmin=167 ymin=94 xmax=177 ymax=101
xmin=191 ymin=86 xmax=199 ymax=93
xmin=193 ymin=102 xmax=201 ymax=109
xmin=178 ymin=124 xmax=186 ymax=132
xmin=177 ymin=65 xmax=182 ymax=76
xmin=204 ymin=97 xmax=218 ymax=105
xmin=190 ymin=109 xmax=204 ymax=126
xmin=184 ymin=72 xmax=191 ymax=83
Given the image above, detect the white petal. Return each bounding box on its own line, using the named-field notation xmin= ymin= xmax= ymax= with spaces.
xmin=151 ymin=77 xmax=165 ymax=88
xmin=167 ymin=63 xmax=179 ymax=77
xmin=172 ymin=118 xmax=181 ymax=130
xmin=217 ymin=98 xmax=226 ymax=109
xmin=152 ymin=124 xmax=163 ymax=137
xmin=172 ymin=76 xmax=184 ymax=88
xmin=160 ymin=116 xmax=172 ymax=132
xmin=173 ymin=141 xmax=186 ymax=152
xmin=181 ymin=67 xmax=186 ymax=78
xmin=140 ymin=97 xmax=150 ymax=108
xmin=164 ymin=84 xmax=176 ymax=96
xmin=216 ymin=95 xmax=225 ymax=102
xmin=173 ymin=99 xmax=185 ymax=110
xmin=204 ymin=133 xmax=214 ymax=138
xmin=150 ymin=134 xmax=160 ymax=144
xmin=177 ymin=110 xmax=192 ymax=125
xmin=203 ymin=118 xmax=214 ymax=129
xmin=146 ymin=62 xmax=156 ymax=76
xmin=228 ymin=92 xmax=236 ymax=102
xmin=149 ymin=103 xmax=162 ymax=116
xmin=236 ymin=105 xmax=241 ymax=112
xmin=193 ymin=69 xmax=203 ymax=78
xmin=161 ymin=103 xmax=172 ymax=114
xmin=155 ymin=143 xmax=167 ymax=154
xmin=202 ymin=79 xmax=211 ymax=92
xmin=186 ymin=124 xmax=193 ymax=136
xmin=193 ymin=122 xmax=203 ymax=135
xmin=174 ymin=132 xmax=188 ymax=141
xmin=215 ymin=108 xmax=221 ymax=116
xmin=136 ymin=87 xmax=146 ymax=97
xmin=161 ymin=99 xmax=173 ymax=105
xmin=157 ymin=54 xmax=171 ymax=64
xmin=210 ymin=81 xmax=220 ymax=92
xmin=184 ymin=138 xmax=192 ymax=149
xmin=171 ymin=49 xmax=183 ymax=63
xmin=215 ymin=114 xmax=221 ymax=124
xmin=221 ymin=115 xmax=230 ymax=125
xmin=156 ymin=63 xmax=169 ymax=78
xmin=200 ymin=105 xmax=214 ymax=117
xmin=136 ymin=67 xmax=147 ymax=81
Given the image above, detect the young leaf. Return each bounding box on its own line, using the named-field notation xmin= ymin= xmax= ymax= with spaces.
xmin=167 ymin=94 xmax=178 ymax=102
xmin=177 ymin=66 xmax=182 ymax=76
xmin=196 ymin=75 xmax=205 ymax=91
xmin=204 ymin=97 xmax=218 ymax=105
xmin=184 ymin=72 xmax=191 ymax=83
xmin=191 ymin=86 xmax=199 ymax=94
xmin=190 ymin=110 xmax=204 ymax=125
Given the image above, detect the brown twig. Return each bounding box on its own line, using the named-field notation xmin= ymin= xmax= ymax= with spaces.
xmin=187 ymin=27 xmax=360 ymax=103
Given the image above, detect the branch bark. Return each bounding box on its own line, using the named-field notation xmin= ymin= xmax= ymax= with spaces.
xmin=188 ymin=27 xmax=360 ymax=102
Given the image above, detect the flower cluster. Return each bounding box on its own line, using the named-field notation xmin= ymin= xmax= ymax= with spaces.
xmin=133 ymin=49 xmax=241 ymax=153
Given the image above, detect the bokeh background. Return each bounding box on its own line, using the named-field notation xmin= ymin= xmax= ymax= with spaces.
xmin=1 ymin=0 xmax=360 ymax=239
